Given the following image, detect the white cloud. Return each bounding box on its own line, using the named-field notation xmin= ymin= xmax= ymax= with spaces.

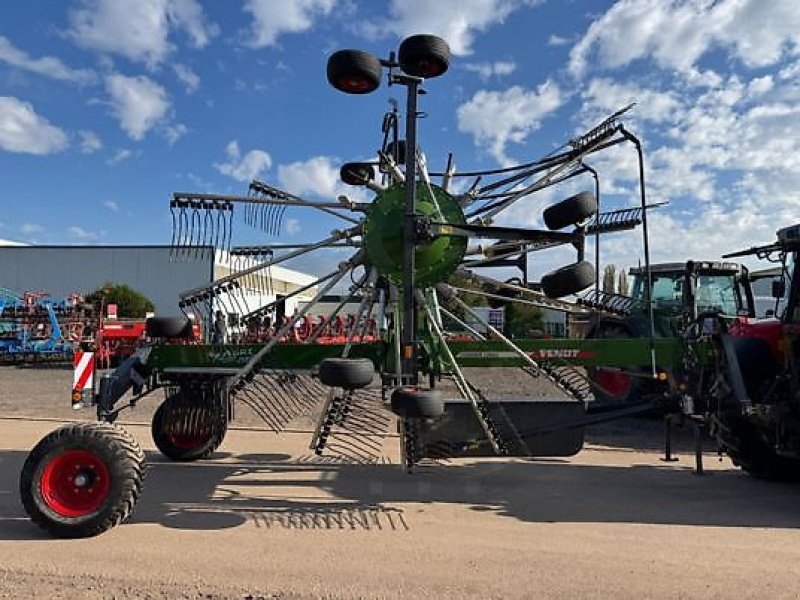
xmin=569 ymin=0 xmax=800 ymax=79
xmin=21 ymin=223 xmax=43 ymax=235
xmin=277 ymin=155 xmax=369 ymax=202
xmin=0 ymin=36 xmax=96 ymax=85
xmin=173 ymin=63 xmax=200 ymax=93
xmin=68 ymin=0 xmax=217 ymax=68
xmin=78 ymin=130 xmax=102 ymax=154
xmin=105 ymin=74 xmax=170 ymax=140
xmin=243 ymin=0 xmax=336 ymax=48
xmin=547 ymin=34 xmax=570 ymax=47
xmin=68 ymin=226 xmax=99 ymax=241
xmin=581 ymin=78 xmax=682 ymax=125
xmin=0 ymin=97 xmax=69 ymax=155
xmin=163 ymin=123 xmax=188 ymax=144
xmin=214 ymin=140 xmax=272 ymax=182
xmin=285 ymin=218 xmax=301 ymax=235
xmin=362 ymin=0 xmax=542 ymax=55
xmin=463 ymin=61 xmax=517 ymax=81
xmin=456 ymin=81 xmax=563 ymax=164
xmin=107 ymin=148 xmax=133 ymax=165
xmin=103 ymin=200 xmax=119 ymax=212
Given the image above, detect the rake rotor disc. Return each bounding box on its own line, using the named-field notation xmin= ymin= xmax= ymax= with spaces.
xmin=363 ymin=183 xmax=467 ymax=288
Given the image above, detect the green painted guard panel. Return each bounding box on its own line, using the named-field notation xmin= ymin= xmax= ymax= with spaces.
xmin=147 ymin=337 xmax=688 ymax=371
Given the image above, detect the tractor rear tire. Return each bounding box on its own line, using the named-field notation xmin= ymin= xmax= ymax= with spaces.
xmin=543 ymin=191 xmax=597 ymax=230
xmin=541 ymin=260 xmax=594 ymax=298
xmin=20 ymin=422 xmax=145 ymax=538
xmin=721 ymin=417 xmax=800 ymax=481
xmin=152 ymin=395 xmax=227 ymax=461
xmin=398 ymin=35 xmax=450 ymax=78
xmin=145 ymin=316 xmax=192 ymax=339
xmin=340 ymin=162 xmax=375 ymax=186
xmin=391 ymin=387 xmax=444 ymax=419
xmin=327 ymin=50 xmax=382 ymax=94
xmin=319 ymin=358 xmax=375 ymax=389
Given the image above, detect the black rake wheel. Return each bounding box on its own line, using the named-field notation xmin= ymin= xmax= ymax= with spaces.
xmin=327 ymin=49 xmax=382 ymax=94
xmin=20 ymin=422 xmax=145 ymax=538
xmin=391 ymin=387 xmax=444 ymax=419
xmin=340 ymin=162 xmax=376 ymax=186
xmin=398 ymin=34 xmax=450 ymax=78
xmin=541 ymin=260 xmax=594 ymax=298
xmin=318 ymin=358 xmax=375 ymax=389
xmin=151 ymin=395 xmax=228 ymax=461
xmin=543 ymin=191 xmax=598 ymax=230
xmin=145 ymin=316 xmax=193 ymax=339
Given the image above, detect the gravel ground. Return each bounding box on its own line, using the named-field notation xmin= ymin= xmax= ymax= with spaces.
xmin=0 ymin=364 xmax=744 ymax=599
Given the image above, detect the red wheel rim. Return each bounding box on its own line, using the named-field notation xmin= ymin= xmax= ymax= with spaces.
xmin=165 ymin=408 xmax=212 ymax=449
xmin=594 ymin=369 xmax=632 ymax=398
xmin=338 ymin=75 xmax=371 ymax=92
xmin=40 ymin=450 xmax=110 ymax=517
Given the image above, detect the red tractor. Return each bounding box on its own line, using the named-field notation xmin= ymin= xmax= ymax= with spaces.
xmin=694 ymin=224 xmax=800 ymax=479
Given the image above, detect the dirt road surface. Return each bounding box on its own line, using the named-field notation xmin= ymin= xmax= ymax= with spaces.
xmin=3 ymin=367 xmax=800 ymax=598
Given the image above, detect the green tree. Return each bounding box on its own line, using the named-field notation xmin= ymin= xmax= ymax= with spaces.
xmin=505 ymin=302 xmax=544 ymax=338
xmin=617 ymin=270 xmax=630 ymax=295
xmin=86 ymin=283 xmax=155 ymax=318
xmin=602 ymin=264 xmax=616 ymax=293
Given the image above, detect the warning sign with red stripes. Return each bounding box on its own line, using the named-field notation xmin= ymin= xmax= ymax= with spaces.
xmin=72 ymin=351 xmax=94 ymax=403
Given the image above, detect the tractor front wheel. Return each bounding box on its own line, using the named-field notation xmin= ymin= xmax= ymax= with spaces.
xmin=20 ymin=422 xmax=144 ymax=538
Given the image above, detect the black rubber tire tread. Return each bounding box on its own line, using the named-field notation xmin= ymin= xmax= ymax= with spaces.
xmin=398 ymin=34 xmax=450 ymax=78
xmin=543 ymin=191 xmax=598 ymax=230
xmin=151 ymin=396 xmax=227 ymax=461
xmin=541 ymin=260 xmax=594 ymax=298
xmin=586 ymin=321 xmax=644 ymax=404
xmin=20 ymin=422 xmax=145 ymax=539
xmin=318 ymin=358 xmax=375 ymax=389
xmin=391 ymin=387 xmax=444 ymax=418
xmin=720 ymin=417 xmax=800 ymax=481
xmin=340 ymin=162 xmax=375 ymax=186
xmin=145 ymin=316 xmax=192 ymax=339
xmin=327 ymin=49 xmax=382 ymax=94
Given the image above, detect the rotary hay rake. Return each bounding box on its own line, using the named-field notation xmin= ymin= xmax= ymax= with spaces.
xmin=20 ymin=34 xmax=671 ymax=538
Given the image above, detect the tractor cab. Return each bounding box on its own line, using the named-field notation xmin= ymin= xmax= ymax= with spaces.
xmin=629 ymin=260 xmax=754 ymax=324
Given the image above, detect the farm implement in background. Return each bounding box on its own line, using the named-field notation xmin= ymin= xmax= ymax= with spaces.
xmin=20 ymin=34 xmax=758 ymax=540
xmin=0 ymin=288 xmax=91 ymax=363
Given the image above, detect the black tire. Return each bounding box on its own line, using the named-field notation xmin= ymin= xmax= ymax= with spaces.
xmin=20 ymin=422 xmax=145 ymax=538
xmin=587 ymin=322 xmax=644 ymax=404
xmin=398 ymin=34 xmax=450 ymax=78
xmin=720 ymin=417 xmax=800 ymax=481
xmin=340 ymin=162 xmax=375 ymax=186
xmin=145 ymin=316 xmax=192 ymax=339
xmin=543 ymin=191 xmax=597 ymax=230
xmin=391 ymin=387 xmax=444 ymax=418
xmin=541 ymin=260 xmax=594 ymax=298
xmin=318 ymin=358 xmax=375 ymax=389
xmin=327 ymin=49 xmax=382 ymax=94
xmin=152 ymin=395 xmax=227 ymax=461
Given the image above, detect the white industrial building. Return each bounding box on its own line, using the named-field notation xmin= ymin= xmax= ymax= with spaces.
xmin=0 ymin=244 xmax=316 ymax=325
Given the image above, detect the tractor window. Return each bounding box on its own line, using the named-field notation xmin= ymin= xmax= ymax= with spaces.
xmin=695 ymin=275 xmax=739 ymax=315
xmin=631 ymin=273 xmax=684 ymax=308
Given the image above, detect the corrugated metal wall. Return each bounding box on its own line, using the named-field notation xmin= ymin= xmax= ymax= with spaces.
xmin=0 ymin=246 xmax=213 ymax=315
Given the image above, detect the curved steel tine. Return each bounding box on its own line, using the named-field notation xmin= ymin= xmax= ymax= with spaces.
xmin=179 ymin=204 xmax=189 ymax=260
xmin=203 ymin=202 xmax=213 ymax=259
xmin=226 ymin=202 xmax=233 ymax=253
xmin=169 ymin=201 xmax=178 ymax=260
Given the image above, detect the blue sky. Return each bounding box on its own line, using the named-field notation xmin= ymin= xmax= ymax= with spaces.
xmin=1 ymin=0 xmax=799 ymax=280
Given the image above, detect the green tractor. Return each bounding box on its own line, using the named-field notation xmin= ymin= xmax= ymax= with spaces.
xmin=584 ymin=260 xmax=755 ymax=404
